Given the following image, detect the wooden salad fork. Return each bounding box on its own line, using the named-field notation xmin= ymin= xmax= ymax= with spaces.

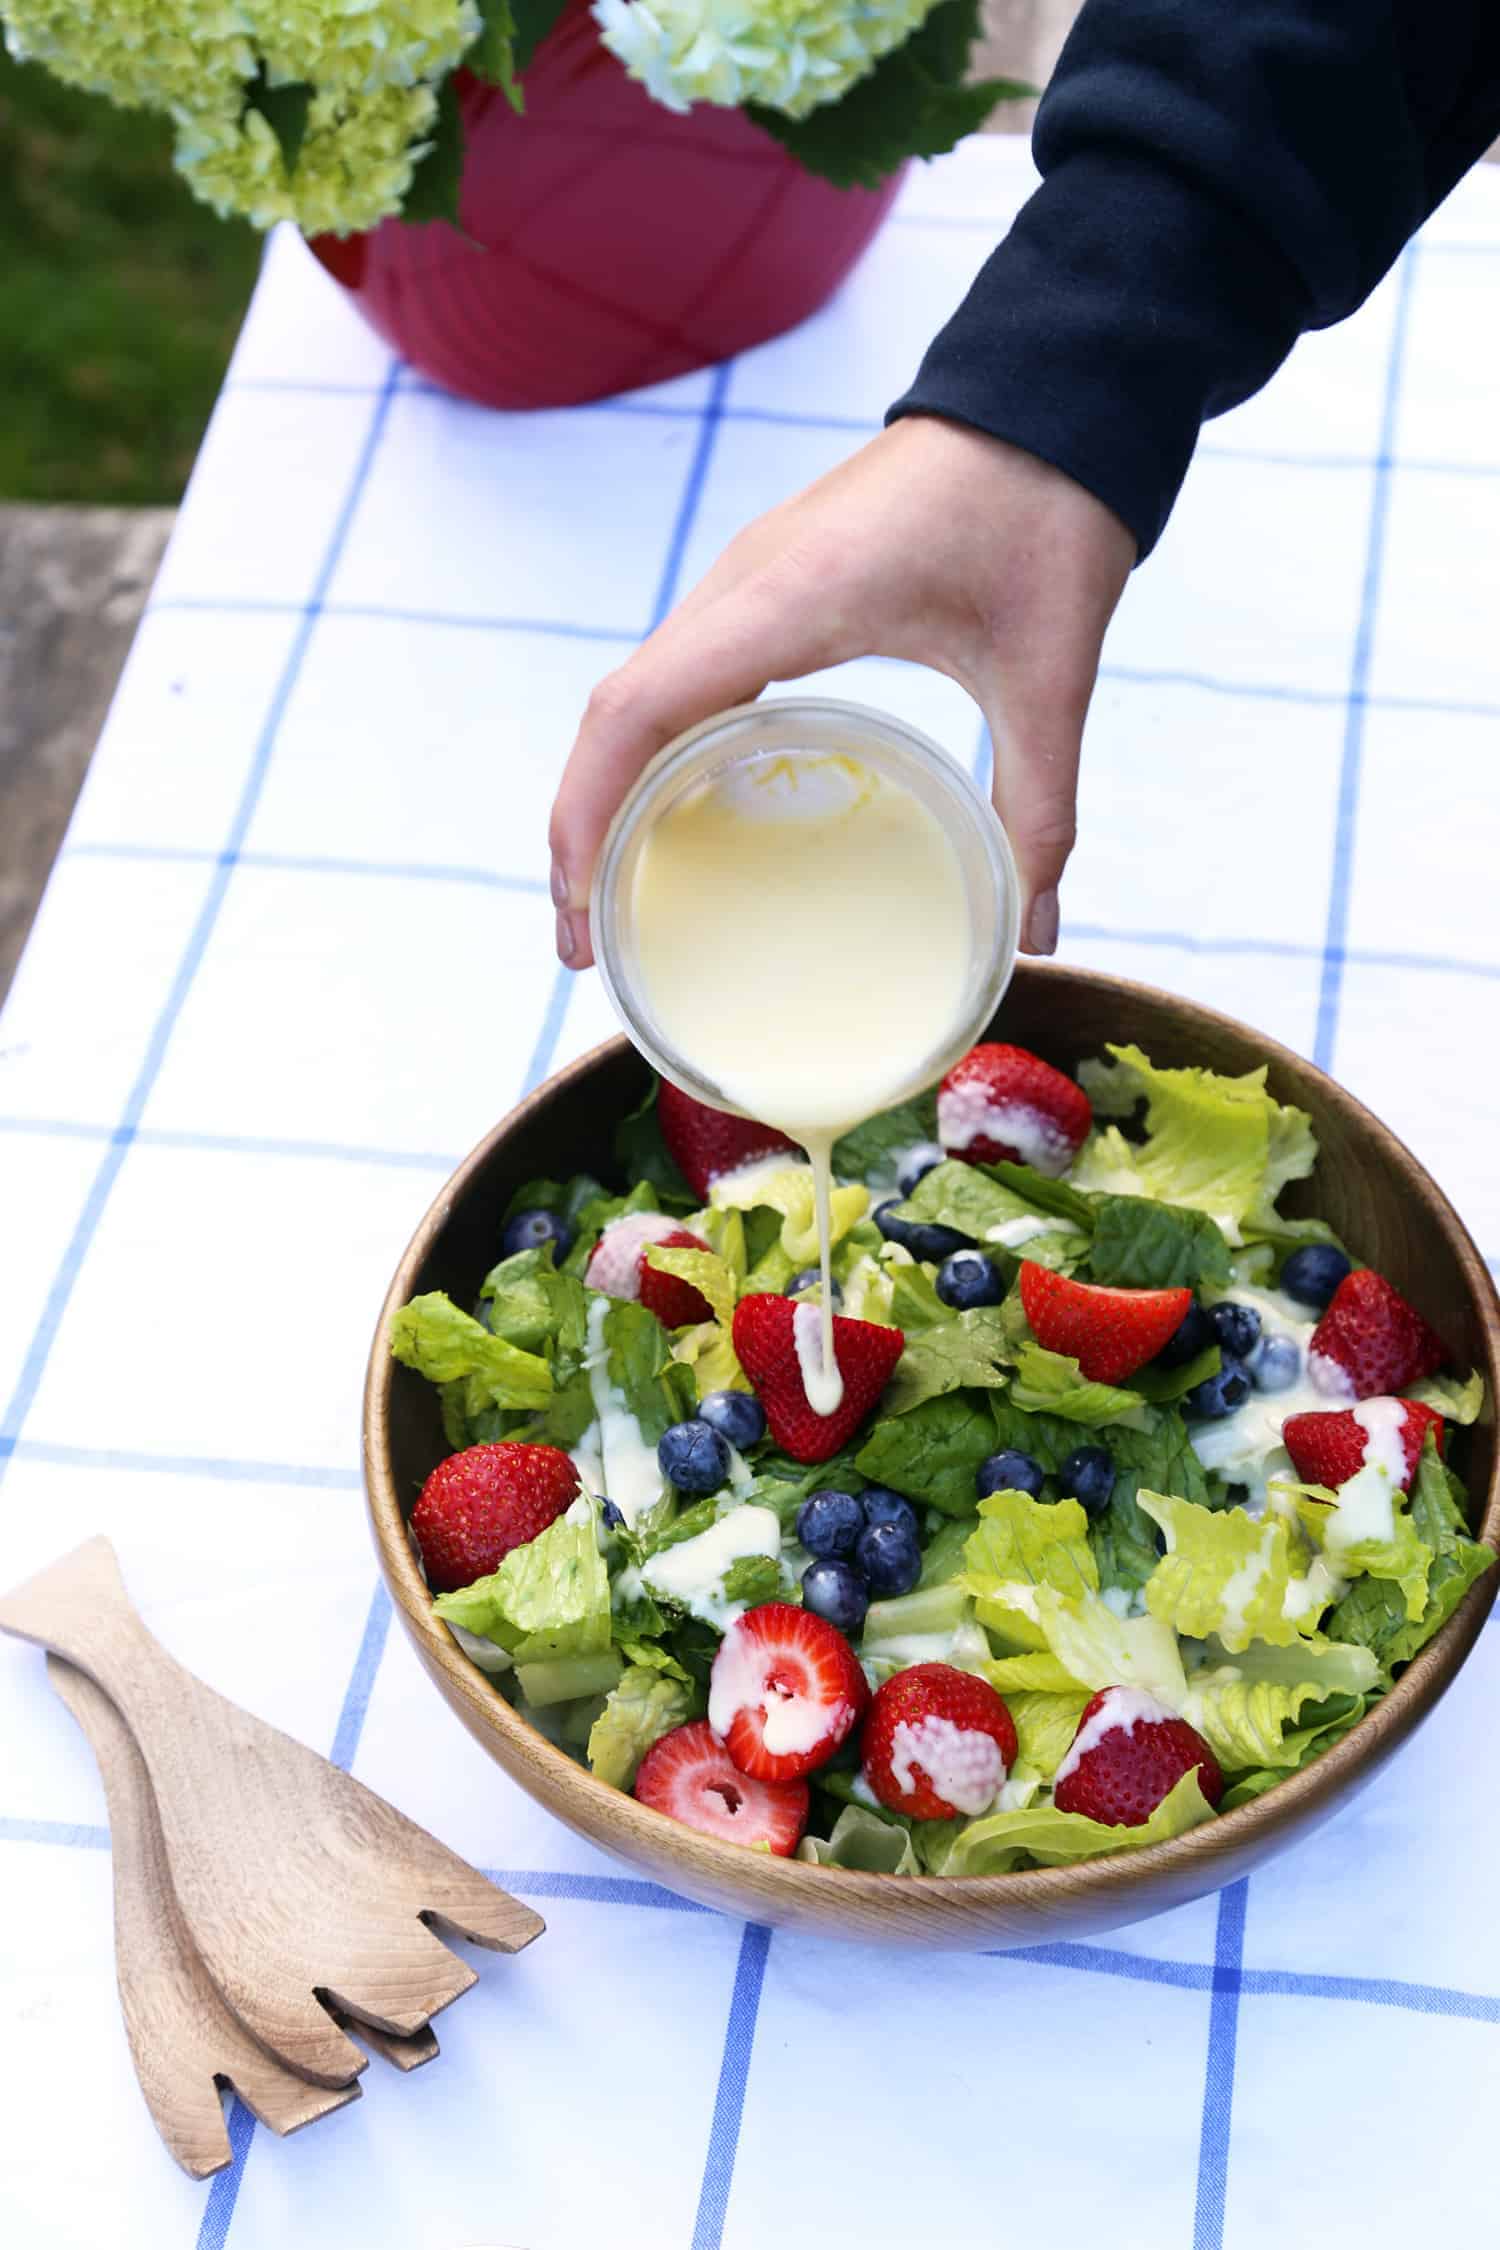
xmin=1 ymin=1538 xmax=543 ymax=2087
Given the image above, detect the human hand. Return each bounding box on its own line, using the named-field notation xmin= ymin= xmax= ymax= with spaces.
xmin=549 ymin=416 xmax=1136 ymax=966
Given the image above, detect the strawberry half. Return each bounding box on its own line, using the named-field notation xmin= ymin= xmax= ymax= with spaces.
xmin=707 ymin=1602 xmax=869 ymax=1782
xmin=937 ymin=1042 xmax=1092 ymax=1175
xmin=1053 ymin=1687 xmax=1223 ymax=1827
xmin=584 ymin=1210 xmax=683 ymax=1300
xmin=731 ymin=1294 xmax=904 ymax=1462
xmin=633 ymin=1720 xmax=808 ymax=1854
xmin=1019 ymin=1261 xmax=1192 ymax=1385
xmin=412 ymin=1442 xmax=579 ymax=1594
xmin=1308 ymin=1269 xmax=1446 ymax=1400
xmin=861 ymin=1662 xmax=1018 ymax=1820
xmin=1283 ymin=1397 xmax=1444 ymax=1493
xmin=658 ymin=1081 xmax=798 ymax=1200
xmin=638 ymin=1228 xmax=715 ymax=1327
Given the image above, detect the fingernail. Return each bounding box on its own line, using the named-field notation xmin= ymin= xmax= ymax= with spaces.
xmin=556 ymin=909 xmax=576 ymax=965
xmin=550 ymin=858 xmax=570 ymax=910
xmin=1026 ymin=890 xmax=1059 ymax=955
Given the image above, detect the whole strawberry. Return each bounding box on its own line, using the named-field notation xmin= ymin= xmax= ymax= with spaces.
xmin=1309 ymin=1268 xmax=1446 ymax=1399
xmin=411 ymin=1442 xmax=579 ymax=1593
xmin=658 ymin=1081 xmax=798 ymax=1200
xmin=1019 ymin=1261 xmax=1192 ymax=1385
xmin=1283 ymin=1396 xmax=1444 ymax=1493
xmin=634 ymin=1721 xmax=809 ymax=1854
xmin=638 ymin=1228 xmax=715 ymax=1327
xmin=708 ymin=1602 xmax=869 ymax=1781
xmin=862 ymin=1662 xmax=1018 ymax=1820
xmin=732 ymin=1295 xmax=904 ymax=1462
xmin=1053 ymin=1687 xmax=1223 ymax=1827
xmin=937 ymin=1042 xmax=1092 ymax=1175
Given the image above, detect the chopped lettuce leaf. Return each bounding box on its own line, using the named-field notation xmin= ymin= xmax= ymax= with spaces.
xmin=831 ymin=1093 xmax=938 ymax=1187
xmin=502 ymin=1172 xmax=610 ymax=1228
xmin=479 ymin=1246 xmax=588 ymax=1356
xmin=696 ymin=1204 xmax=749 ymax=1280
xmin=840 ymin=1251 xmax=898 ymax=1326
xmin=887 ymin=1260 xmax=947 ymax=1331
xmin=709 ymin=1161 xmax=868 ymax=1270
xmin=984 ymin=1161 xmax=1098 ymax=1231
xmin=643 ymin=1242 xmax=738 ymax=1329
xmin=1031 ymin=1586 xmax=1188 ymax=1706
xmin=515 ymin=1649 xmax=625 ymax=1707
xmin=433 ymin=1497 xmax=610 ymax=1665
xmin=1084 ymin=1195 xmax=1232 ymax=1290
xmin=882 ymin=1307 xmax=1011 ymax=1415
xmin=390 ymin=1292 xmax=553 ymax=1420
xmin=918 ymin=1516 xmax=976 ymax=1588
xmin=587 ymin=1662 xmax=695 ymax=1789
xmin=855 ymin=1391 xmax=999 ymax=1516
xmin=671 ymin=1318 xmax=748 ymax=1401
xmin=1140 ymin=1490 xmax=1308 ymax=1650
xmin=613 ymin=1079 xmax=697 ymax=1208
xmin=979 ymin=1651 xmax=1086 ymax=1694
xmin=1180 ymin=1632 xmax=1379 ymax=1771
xmin=1129 ymin=1343 xmax=1223 ymax=1406
xmin=799 ymin=1804 xmax=924 ymax=1874
xmin=600 ymin=1299 xmax=698 ymax=1445
xmin=1405 ymin=1367 xmax=1486 ymax=1425
xmin=961 ymin=1491 xmax=1099 ymax=1650
xmin=719 ymin=1553 xmax=784 ymax=1607
xmin=1007 ymin=1341 xmax=1151 ymax=1429
xmin=1328 ymin=1436 xmax=1495 ymax=1668
xmin=926 ymin=1768 xmax=1215 ymax=1875
xmin=1282 ymin=1474 xmax=1432 ymax=1623
xmin=1004 ymin=1687 xmax=1093 ymax=1777
xmin=890 ymin=1159 xmax=1040 ymax=1246
xmin=1075 ymin=1044 xmax=1316 ymax=1244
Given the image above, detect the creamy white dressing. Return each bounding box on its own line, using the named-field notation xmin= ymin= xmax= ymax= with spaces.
xmin=937 ymin=1084 xmax=1073 ymax=1175
xmin=631 ymin=752 xmax=974 ymax=1420
xmin=889 ymin=1713 xmax=1008 ymax=1814
xmin=641 ymin=1503 xmax=782 ymax=1631
xmin=1213 ymin=1524 xmax=1280 ymax=1646
xmin=792 ymin=1294 xmax=842 ymax=1417
xmin=1189 ymin=1289 xmax=1327 ymax=1504
xmin=582 ymin=1295 xmax=669 ymax=1528
xmin=1053 ymin=1686 xmax=1175 ymax=1788
xmin=984 ymin=1212 xmax=1080 ymax=1249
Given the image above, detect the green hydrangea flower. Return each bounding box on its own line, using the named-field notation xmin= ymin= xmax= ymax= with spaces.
xmin=592 ymin=0 xmax=940 ymax=120
xmin=245 ymin=0 xmax=480 ymax=96
xmin=174 ymin=80 xmax=438 ymax=234
xmin=1 ymin=0 xmax=254 ymax=111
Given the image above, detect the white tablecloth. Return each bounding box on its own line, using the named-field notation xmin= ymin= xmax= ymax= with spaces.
xmin=2 ymin=137 xmax=1498 ymax=2250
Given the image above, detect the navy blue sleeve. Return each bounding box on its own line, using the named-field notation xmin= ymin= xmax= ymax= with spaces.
xmin=889 ymin=1 xmax=1500 ymax=555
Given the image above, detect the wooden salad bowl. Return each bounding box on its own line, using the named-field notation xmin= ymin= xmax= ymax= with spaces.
xmin=363 ymin=962 xmax=1500 ymax=1949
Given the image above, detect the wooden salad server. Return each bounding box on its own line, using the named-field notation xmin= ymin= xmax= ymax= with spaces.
xmin=46 ymin=1655 xmax=360 ymax=2176
xmin=1 ymin=1539 xmax=543 ymax=2087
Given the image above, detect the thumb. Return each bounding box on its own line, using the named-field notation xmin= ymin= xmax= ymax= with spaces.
xmin=982 ymin=680 xmax=1088 ymax=958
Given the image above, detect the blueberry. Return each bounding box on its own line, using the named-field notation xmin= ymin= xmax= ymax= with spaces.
xmin=860 ymin=1486 xmax=919 ymax=1538
xmin=599 ymin=1498 xmax=625 ymax=1532
xmin=1153 ymin=1300 xmax=1212 ymax=1370
xmin=1280 ymin=1244 xmax=1353 ymax=1310
xmin=1057 ymin=1445 xmax=1115 ymax=1517
xmin=935 ymin=1249 xmax=1005 ymax=1310
xmin=855 ymin=1519 xmax=922 ymax=1598
xmin=801 ymin=1557 xmax=869 ymax=1638
xmin=657 ymin=1418 xmax=730 ymax=1495
xmin=698 ymin=1390 xmax=766 ymax=1450
xmin=1183 ymin=1357 xmax=1252 ymax=1420
xmin=500 ymin=1207 xmax=574 ymax=1261
xmin=795 ymin=1488 xmax=865 ymax=1560
xmin=1209 ymin=1300 xmax=1262 ymax=1361
xmin=873 ymin=1199 xmax=973 ymax=1262
xmin=896 ymin=1141 xmax=946 ymax=1197
xmin=977 ymin=1448 xmax=1046 ymax=1499
xmin=785 ymin=1266 xmax=843 ymax=1305
xmin=1250 ymin=1333 xmax=1302 ymax=1393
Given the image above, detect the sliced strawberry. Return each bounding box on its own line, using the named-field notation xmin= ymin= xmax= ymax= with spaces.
xmin=584 ymin=1210 xmax=682 ymax=1300
xmin=1053 ymin=1687 xmax=1223 ymax=1827
xmin=633 ymin=1721 xmax=808 ymax=1855
xmin=1283 ymin=1397 xmax=1444 ymax=1493
xmin=1308 ymin=1269 xmax=1446 ymax=1400
xmin=412 ymin=1442 xmax=579 ymax=1594
xmin=937 ymin=1042 xmax=1092 ymax=1175
xmin=731 ymin=1295 xmax=904 ymax=1463
xmin=638 ymin=1228 xmax=715 ymax=1327
xmin=657 ymin=1081 xmax=798 ymax=1201
xmin=707 ymin=1602 xmax=869 ymax=1782
xmin=861 ymin=1662 xmax=1018 ymax=1820
xmin=1019 ymin=1261 xmax=1192 ymax=1385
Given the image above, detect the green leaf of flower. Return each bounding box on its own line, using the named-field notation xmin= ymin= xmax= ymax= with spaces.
xmin=401 ymin=72 xmax=467 ymax=227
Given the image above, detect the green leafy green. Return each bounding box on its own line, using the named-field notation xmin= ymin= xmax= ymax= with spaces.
xmin=831 ymin=1092 xmax=938 ymax=1185
xmin=855 ymin=1391 xmax=999 ymax=1516
xmin=1091 ymin=1412 xmax=1217 ymax=1594
xmin=980 ymin=1651 xmax=1085 ymax=1694
xmin=642 ymin=1242 xmax=738 ymax=1329
xmin=1328 ymin=1438 xmax=1494 ymax=1668
xmin=962 ymin=1491 xmax=1098 ymax=1631
xmin=886 ymin=1260 xmax=947 ymax=1331
xmin=799 ymin=1804 xmax=923 ymax=1873
xmin=390 ymin=1293 xmax=552 ymax=1427
xmin=892 ymin=1159 xmax=1032 ymax=1245
xmin=1128 ymin=1343 xmax=1223 ymax=1406
xmin=612 ymin=1080 xmax=697 ymax=1209
xmin=1007 ymin=1342 xmax=1151 ymax=1428
xmin=600 ymin=1299 xmax=697 ymax=1445
xmin=918 ymin=1516 xmax=975 ymax=1588
xmin=1180 ymin=1634 xmax=1380 ymax=1771
xmin=479 ymin=1247 xmax=588 ymax=1355
xmin=433 ymin=1500 xmax=610 ymax=1664
xmin=586 ymin=1663 xmax=694 ymax=1790
xmin=882 ymin=1307 xmax=1011 ymax=1415
xmin=1006 ymin=1687 xmax=1093 ymax=1777
xmin=1405 ymin=1368 xmax=1486 ymax=1425
xmin=720 ymin=1553 xmax=784 ymax=1608
xmin=1086 ymin=1196 xmax=1232 ymax=1290
xmin=925 ymin=1768 xmax=1215 ymax=1875
xmin=1031 ymin=1587 xmax=1189 ymax=1706
xmin=983 ymin=1161 xmax=1097 ymax=1231
xmin=1139 ymin=1491 xmax=1303 ymax=1650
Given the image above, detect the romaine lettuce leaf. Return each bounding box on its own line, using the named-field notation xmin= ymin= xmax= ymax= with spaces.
xmin=709 ymin=1162 xmax=868 ymax=1270
xmin=390 ymin=1292 xmax=553 ymax=1420
xmin=1283 ymin=1474 xmax=1432 ymax=1623
xmin=1084 ymin=1195 xmax=1232 ymax=1290
xmin=918 ymin=1515 xmax=977 ymax=1588
xmin=1405 ymin=1367 xmax=1486 ymax=1425
xmin=979 ymin=1651 xmax=1087 ymax=1693
xmin=642 ymin=1242 xmax=738 ymax=1329
xmin=1007 ymin=1341 xmax=1151 ymax=1428
xmin=1328 ymin=1437 xmax=1495 ymax=1667
xmin=1075 ymin=1044 xmax=1317 ymax=1243
xmin=886 ymin=1259 xmax=947 ymax=1331
xmin=433 ymin=1497 xmax=610 ymax=1664
xmin=925 ymin=1768 xmax=1215 ymax=1875
xmin=890 ymin=1158 xmax=1041 ymax=1246
xmin=961 ymin=1491 xmax=1099 ymax=1651
xmin=670 ymin=1319 xmax=748 ymax=1402
xmin=839 ymin=1251 xmax=898 ymax=1326
xmin=1139 ymin=1490 xmax=1304 ymax=1650
xmin=831 ymin=1092 xmax=938 ymax=1187
xmin=983 ymin=1161 xmax=1098 ymax=1231
xmin=799 ymin=1804 xmax=923 ymax=1874
xmin=502 ymin=1172 xmax=610 ymax=1228
xmin=1180 ymin=1631 xmax=1379 ymax=1771
xmin=600 ymin=1299 xmax=698 ymax=1445
xmin=1004 ymin=1687 xmax=1093 ymax=1777
xmin=855 ymin=1391 xmax=999 ymax=1516
xmin=1031 ymin=1585 xmax=1188 ymax=1706
xmin=882 ymin=1307 xmax=1010 ymax=1415
xmin=479 ymin=1246 xmax=588 ymax=1355
xmin=586 ymin=1663 xmax=695 ymax=1789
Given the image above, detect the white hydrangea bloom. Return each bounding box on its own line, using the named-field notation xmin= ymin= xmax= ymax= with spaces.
xmin=593 ymin=0 xmax=939 ymax=120
xmin=174 ymin=79 xmax=438 ymax=235
xmin=1 ymin=0 xmax=253 ymax=111
xmin=246 ymin=0 xmax=480 ymax=96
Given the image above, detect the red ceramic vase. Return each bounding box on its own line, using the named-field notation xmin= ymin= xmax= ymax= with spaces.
xmin=309 ymin=5 xmax=904 ymax=409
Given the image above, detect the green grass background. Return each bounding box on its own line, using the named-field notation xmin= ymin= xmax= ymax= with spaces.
xmin=0 ymin=47 xmax=260 ymax=503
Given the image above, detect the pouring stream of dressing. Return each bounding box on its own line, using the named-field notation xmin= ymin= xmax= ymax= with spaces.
xmin=630 ymin=752 xmax=972 ymax=1416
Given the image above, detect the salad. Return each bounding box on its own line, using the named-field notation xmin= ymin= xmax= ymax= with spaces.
xmin=390 ymin=1041 xmax=1494 ymax=1877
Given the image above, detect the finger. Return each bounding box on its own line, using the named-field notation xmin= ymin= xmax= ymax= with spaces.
xmin=548 ymin=575 xmax=840 ymax=968
xmin=982 ymin=673 xmax=1090 ymax=957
